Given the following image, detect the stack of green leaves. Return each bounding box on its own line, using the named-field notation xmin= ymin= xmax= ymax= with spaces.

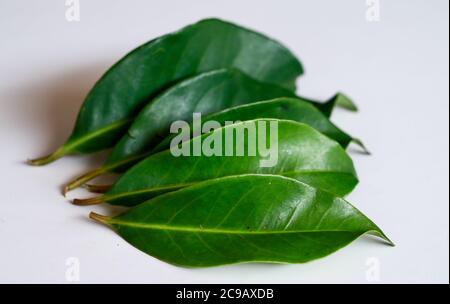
xmin=29 ymin=18 xmax=392 ymax=268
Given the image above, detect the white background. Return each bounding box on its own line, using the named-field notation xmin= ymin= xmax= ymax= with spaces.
xmin=0 ymin=0 xmax=448 ymax=284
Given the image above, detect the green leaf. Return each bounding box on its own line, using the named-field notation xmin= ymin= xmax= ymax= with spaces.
xmin=153 ymin=97 xmax=358 ymax=153
xmin=64 ymin=70 xmax=353 ymax=193
xmin=29 ymin=18 xmax=303 ymax=165
xmin=106 ymin=69 xmax=297 ymax=166
xmin=106 ymin=69 xmax=298 ymax=164
xmin=90 ymin=174 xmax=392 ymax=268
xmin=74 ymin=120 xmax=358 ymax=206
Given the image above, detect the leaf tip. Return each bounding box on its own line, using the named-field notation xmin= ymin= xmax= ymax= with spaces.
xmin=352 ymin=138 xmax=372 ymax=155
xmin=334 ymin=92 xmax=358 ymax=112
xmin=371 ymin=230 xmax=395 ymax=247
xmin=383 ymin=235 xmax=396 ymax=247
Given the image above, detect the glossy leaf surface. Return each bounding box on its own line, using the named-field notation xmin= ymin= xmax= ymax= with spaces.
xmin=64 ymin=81 xmax=357 ymax=193
xmin=105 ymin=69 xmax=297 ymax=167
xmin=90 ymin=175 xmax=391 ymax=267
xmin=109 ymin=90 xmax=356 ymax=168
xmin=30 ymin=18 xmax=303 ymax=165
xmin=75 ymin=120 xmax=358 ymax=206
xmin=64 ymin=69 xmax=296 ymax=192
xmin=105 ymin=71 xmax=354 ymax=169
xmin=154 ymin=97 xmax=356 ymax=153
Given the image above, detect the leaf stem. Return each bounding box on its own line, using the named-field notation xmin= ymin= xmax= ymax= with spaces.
xmin=28 ymin=146 xmax=68 ymax=166
xmin=64 ymin=152 xmax=150 ymax=194
xmin=83 ymin=184 xmax=112 ymax=193
xmin=64 ymin=167 xmax=108 ymax=194
xmin=72 ymin=196 xmax=104 ymax=206
xmin=89 ymin=212 xmax=112 ymax=225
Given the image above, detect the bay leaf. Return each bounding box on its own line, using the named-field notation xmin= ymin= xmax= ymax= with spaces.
xmin=74 ymin=119 xmax=358 ymax=206
xmin=29 ymin=18 xmax=303 ymax=165
xmin=90 ymin=174 xmax=392 ymax=268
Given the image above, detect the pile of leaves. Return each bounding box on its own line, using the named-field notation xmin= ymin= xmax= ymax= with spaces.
xmin=30 ymin=19 xmax=392 ymax=268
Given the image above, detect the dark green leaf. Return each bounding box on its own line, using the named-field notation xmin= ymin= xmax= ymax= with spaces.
xmin=105 ymin=69 xmax=297 ymax=166
xmin=74 ymin=120 xmax=358 ymax=206
xmin=153 ymin=97 xmax=358 ymax=153
xmin=90 ymin=174 xmax=392 ymax=268
xmin=64 ymin=70 xmax=355 ymax=193
xmin=29 ymin=18 xmax=303 ymax=165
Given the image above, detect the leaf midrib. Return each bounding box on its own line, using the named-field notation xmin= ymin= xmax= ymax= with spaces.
xmin=65 ymin=118 xmax=133 ymax=152
xmin=112 ymin=220 xmax=367 ymax=235
xmin=107 ymin=171 xmax=356 ymax=201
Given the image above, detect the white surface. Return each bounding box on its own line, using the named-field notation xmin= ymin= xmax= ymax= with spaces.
xmin=0 ymin=0 xmax=448 ymax=284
